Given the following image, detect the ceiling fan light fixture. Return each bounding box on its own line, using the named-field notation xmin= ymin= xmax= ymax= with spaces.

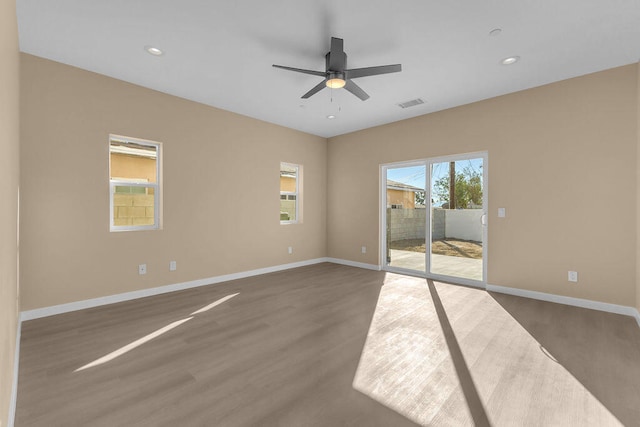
xmin=326 ymin=72 xmax=346 ymax=89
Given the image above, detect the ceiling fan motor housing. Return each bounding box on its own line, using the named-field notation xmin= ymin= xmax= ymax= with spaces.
xmin=326 ymin=51 xmax=346 ymax=73
xmin=327 ymin=71 xmax=345 ymax=81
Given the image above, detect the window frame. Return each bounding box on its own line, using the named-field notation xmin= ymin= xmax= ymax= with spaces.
xmin=109 ymin=135 xmax=162 ymax=232
xmin=280 ymin=162 xmax=301 ymax=225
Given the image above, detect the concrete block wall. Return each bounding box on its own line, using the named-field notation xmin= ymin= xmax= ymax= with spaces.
xmin=389 ymin=208 xmax=427 ymax=241
xmin=432 ymin=209 xmax=445 ymax=240
xmin=113 ymin=194 xmax=154 ymax=226
xmin=389 ymin=208 xmax=482 ymax=242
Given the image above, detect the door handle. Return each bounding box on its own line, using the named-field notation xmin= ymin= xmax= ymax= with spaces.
xmin=481 ymin=213 xmax=487 ymax=226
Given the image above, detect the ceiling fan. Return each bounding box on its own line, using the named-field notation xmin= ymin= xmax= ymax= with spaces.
xmin=273 ymin=37 xmax=401 ymax=101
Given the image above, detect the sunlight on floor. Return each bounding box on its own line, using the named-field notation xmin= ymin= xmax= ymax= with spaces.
xmin=352 ymin=274 xmax=622 ymax=426
xmin=75 ymin=293 xmax=239 ymax=372
xmin=190 ymin=293 xmax=240 ymax=315
xmin=75 ymin=317 xmax=193 ymax=372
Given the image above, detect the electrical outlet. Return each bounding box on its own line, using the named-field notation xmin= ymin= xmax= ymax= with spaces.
xmin=568 ymin=271 xmax=578 ymax=282
xmin=138 ymin=264 xmax=147 ymax=275
xmin=361 ymin=246 xmax=367 ymax=254
xmin=288 ymin=246 xmax=293 ymax=254
xmin=169 ymin=261 xmax=177 ymax=271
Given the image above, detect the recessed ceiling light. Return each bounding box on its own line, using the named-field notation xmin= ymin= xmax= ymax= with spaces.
xmin=326 ymin=115 xmax=336 ymax=119
xmin=501 ymin=56 xmax=520 ymax=65
xmin=489 ymin=28 xmax=502 ymax=37
xmin=144 ymin=46 xmax=164 ymax=56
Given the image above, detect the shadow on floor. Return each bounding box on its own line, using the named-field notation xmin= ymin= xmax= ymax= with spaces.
xmin=427 ymin=279 xmax=491 ymax=427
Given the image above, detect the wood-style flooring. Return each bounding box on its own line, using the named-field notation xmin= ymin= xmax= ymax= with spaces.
xmin=14 ymin=263 xmax=640 ymax=426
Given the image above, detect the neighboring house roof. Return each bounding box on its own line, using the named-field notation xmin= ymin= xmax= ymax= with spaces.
xmin=386 ymin=179 xmax=424 ymax=192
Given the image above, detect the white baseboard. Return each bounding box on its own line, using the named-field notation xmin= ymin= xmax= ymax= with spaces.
xmin=20 ymin=263 xmax=639 ymax=325
xmin=20 ymin=258 xmax=330 ymax=321
xmin=20 ymin=257 xmax=382 ymax=321
xmin=326 ymin=257 xmax=381 ymax=271
xmin=8 ymin=317 xmax=21 ymax=427
xmin=328 ymin=262 xmax=640 ymax=328
xmin=487 ymin=283 xmax=640 ymax=325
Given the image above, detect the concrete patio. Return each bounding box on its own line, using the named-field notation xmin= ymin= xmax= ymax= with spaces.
xmin=388 ymin=249 xmax=483 ymax=281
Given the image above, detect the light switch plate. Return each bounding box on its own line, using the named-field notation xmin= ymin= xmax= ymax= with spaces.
xmin=498 ymin=208 xmax=506 ymax=218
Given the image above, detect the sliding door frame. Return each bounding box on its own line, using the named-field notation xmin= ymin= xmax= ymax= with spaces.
xmin=380 ymin=151 xmax=488 ymax=288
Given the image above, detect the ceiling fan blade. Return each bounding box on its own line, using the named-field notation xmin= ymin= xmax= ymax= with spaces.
xmin=328 ymin=37 xmax=346 ymax=71
xmin=344 ymin=80 xmax=370 ymax=101
xmin=272 ymin=64 xmax=326 ymax=77
xmin=301 ymin=80 xmax=328 ymax=99
xmin=346 ymin=64 xmax=402 ymax=79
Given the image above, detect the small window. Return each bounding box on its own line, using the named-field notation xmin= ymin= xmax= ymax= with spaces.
xmin=280 ymin=162 xmax=301 ymax=224
xmin=110 ymin=135 xmax=161 ymax=231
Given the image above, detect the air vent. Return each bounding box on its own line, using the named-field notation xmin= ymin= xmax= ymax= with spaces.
xmin=397 ymin=98 xmax=425 ymax=109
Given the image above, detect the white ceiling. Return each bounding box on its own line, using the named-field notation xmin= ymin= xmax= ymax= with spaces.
xmin=16 ymin=0 xmax=640 ymax=138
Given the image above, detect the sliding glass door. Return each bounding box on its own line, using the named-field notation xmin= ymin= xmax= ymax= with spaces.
xmin=428 ymin=156 xmax=485 ymax=282
xmin=384 ymin=163 xmax=427 ymax=273
xmin=382 ymin=152 xmax=487 ymax=285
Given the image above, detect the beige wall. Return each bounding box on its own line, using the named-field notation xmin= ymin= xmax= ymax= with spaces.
xmin=0 ymin=0 xmax=20 ymax=423
xmin=20 ymin=54 xmax=327 ymax=311
xmin=15 ymin=48 xmax=640 ymax=318
xmin=328 ymin=65 xmax=638 ymax=306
